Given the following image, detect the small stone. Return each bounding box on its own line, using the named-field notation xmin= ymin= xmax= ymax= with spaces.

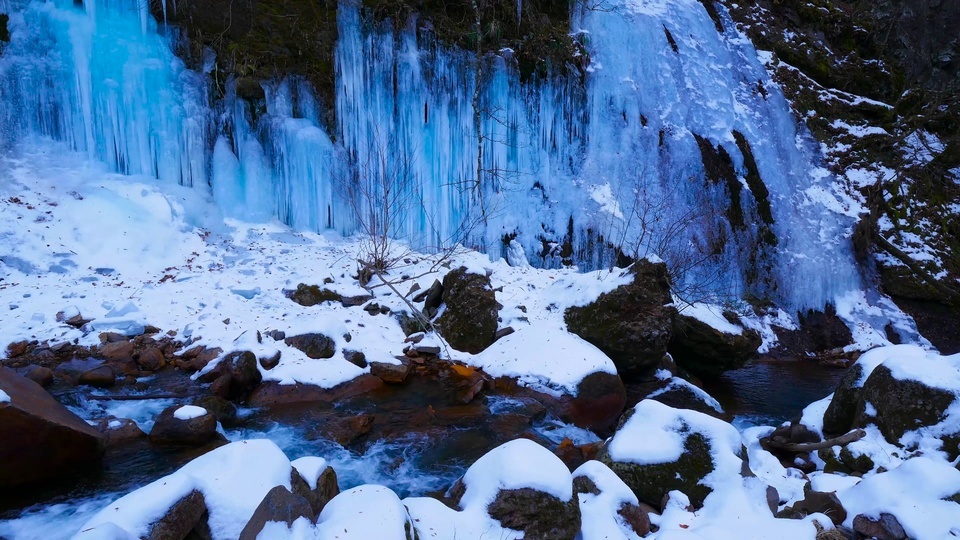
xmin=6 ymin=340 xmax=29 ymax=357
xmin=343 ymin=350 xmax=367 ymax=368
xmin=414 ymin=344 xmax=441 ymax=355
xmin=259 ymin=350 xmax=281 ymax=370
xmin=370 ymin=361 xmax=411 ymax=384
xmin=239 ymin=486 xmax=313 ymax=540
xmin=137 ymin=347 xmax=166 ymax=372
xmin=852 ymin=513 xmax=906 ymax=540
xmin=79 ymin=365 xmax=116 ymax=388
xmin=100 ymin=340 xmax=134 ymax=361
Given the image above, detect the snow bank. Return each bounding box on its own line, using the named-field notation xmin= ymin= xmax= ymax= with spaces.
xmin=469 ymin=327 xmax=616 ymax=395
xmin=314 ymin=485 xmax=412 ymax=540
xmin=76 ymin=440 xmax=293 ymax=540
xmin=403 ymin=496 xmax=521 ymax=540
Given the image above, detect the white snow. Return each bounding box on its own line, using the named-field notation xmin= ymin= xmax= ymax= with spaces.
xmin=677 ymin=302 xmax=743 ymax=336
xmin=0 ymin=389 xmax=10 ymax=404
xmin=291 ymin=456 xmax=329 ymax=491
xmin=469 ymin=326 xmax=617 ymax=395
xmin=314 ymin=485 xmax=412 ymax=540
xmin=173 ymin=405 xmax=208 ymax=421
xmin=76 ymin=440 xmax=293 ymax=540
xmin=573 ymin=461 xmax=645 ymax=540
xmin=647 ymin=377 xmax=724 ymax=414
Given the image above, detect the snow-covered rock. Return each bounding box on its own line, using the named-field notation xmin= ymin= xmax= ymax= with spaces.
xmin=573 ymin=460 xmax=650 ymax=539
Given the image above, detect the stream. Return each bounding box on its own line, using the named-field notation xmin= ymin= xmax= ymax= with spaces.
xmin=0 ymin=359 xmax=845 ymax=540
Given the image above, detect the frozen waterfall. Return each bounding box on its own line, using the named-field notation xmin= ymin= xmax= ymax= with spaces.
xmin=0 ymin=0 xmax=863 ymax=310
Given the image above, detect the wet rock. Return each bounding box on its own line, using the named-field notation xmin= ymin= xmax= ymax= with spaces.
xmin=99 ymin=340 xmax=135 ymax=362
xmin=370 ymin=360 xmax=411 ymax=384
xmin=238 ymin=486 xmax=313 ymax=540
xmin=23 ymin=365 xmax=53 ymax=388
xmin=311 ymin=414 xmax=375 ymax=446
xmin=668 ymin=312 xmax=761 ymax=376
xmin=137 ymin=347 xmax=166 ymax=372
xmin=149 ymin=405 xmax=218 ymax=446
xmin=852 ymin=513 xmax=907 ymax=540
xmin=95 ymin=417 xmax=146 ymax=447
xmin=435 ymin=268 xmax=499 ymax=354
xmin=193 ymin=395 xmax=239 ymax=426
xmin=146 ymin=489 xmax=207 ymax=540
xmin=79 ymin=365 xmax=117 ymax=388
xmin=247 ymin=374 xmax=383 ymax=406
xmin=284 ymin=333 xmax=336 ymax=360
xmin=565 ymin=261 xmax=676 ymax=381
xmin=0 ymin=367 xmax=105 ymax=489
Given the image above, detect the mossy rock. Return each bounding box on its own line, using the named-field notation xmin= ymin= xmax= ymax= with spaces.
xmin=822 ymin=363 xmax=866 ymax=435
xmin=855 ymin=364 xmax=957 ymax=444
xmin=839 ymin=446 xmax=875 ymax=474
xmin=435 ymin=267 xmax=499 ymax=354
xmin=565 ymin=260 xmax=676 ymax=381
xmin=487 ymin=487 xmax=581 ymax=540
xmin=287 ymin=284 xmax=343 ymax=307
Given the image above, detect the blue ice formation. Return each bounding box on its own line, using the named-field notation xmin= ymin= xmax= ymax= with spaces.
xmin=0 ymin=0 xmax=862 ymax=309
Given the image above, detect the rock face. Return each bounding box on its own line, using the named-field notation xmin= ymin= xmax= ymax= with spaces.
xmin=238 ymin=486 xmax=314 ymax=540
xmin=284 ymin=333 xmax=336 ymax=359
xmin=0 ymin=368 xmax=105 ymax=489
xmin=565 ymin=260 xmax=676 ymax=381
xmin=855 ymin=364 xmax=956 ymax=447
xmin=435 ymin=267 xmax=499 ymax=354
xmin=668 ymin=312 xmax=761 ymax=376
xmin=149 ymin=405 xmax=219 ymax=446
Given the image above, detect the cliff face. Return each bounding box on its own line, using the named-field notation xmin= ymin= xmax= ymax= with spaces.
xmin=723 ymin=0 xmax=960 ymax=349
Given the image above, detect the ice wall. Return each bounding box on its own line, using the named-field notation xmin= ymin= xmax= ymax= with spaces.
xmin=0 ymin=0 xmax=863 ymax=309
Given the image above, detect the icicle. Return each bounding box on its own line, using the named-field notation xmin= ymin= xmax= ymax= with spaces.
xmin=516 ymin=0 xmax=522 ymax=25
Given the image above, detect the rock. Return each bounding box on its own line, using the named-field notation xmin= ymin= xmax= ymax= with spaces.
xmin=418 ymin=279 xmax=444 ymax=318
xmin=852 ymin=513 xmax=907 ymax=540
xmin=617 ymin=502 xmax=652 ymax=537
xmin=839 ymin=446 xmax=875 ymax=474
xmin=193 ymin=395 xmax=239 ymax=426
xmin=95 ymin=417 xmax=146 ymax=446
xmin=291 ymin=459 xmax=339 ymax=516
xmin=137 ymin=347 xmax=166 ymax=372
xmin=435 ymin=268 xmax=499 ymax=354
xmin=780 ymin=485 xmax=847 ymax=526
xmin=146 ymin=490 xmax=207 ymax=540
xmin=247 ymin=375 xmax=384 ymax=406
xmin=573 ymin=460 xmax=651 ymax=537
xmin=149 ymin=405 xmax=218 ymax=446
xmin=370 ymin=360 xmax=411 ymax=384
xmin=311 ymin=414 xmax=375 ymax=446
xmin=22 ymin=365 xmax=53 ymax=387
xmin=414 ymin=344 xmax=441 ymax=355
xmin=565 ymin=260 xmax=676 ymax=380
xmin=487 ymin=487 xmax=581 ymax=539
xmin=238 ymin=486 xmax=313 ymax=540
xmin=395 ymin=310 xmax=427 ymax=336
xmin=822 ymin=363 xmax=868 ymax=435
xmin=0 ymin=367 xmax=105 ymax=488
xmin=284 ymin=333 xmax=336 ymax=360
xmin=79 ymin=365 xmax=117 ymax=388
xmin=598 ymin=400 xmax=743 ymax=508
xmin=668 ymin=312 xmax=761 ymax=376
xmin=494 ymin=326 xmax=516 ymax=341
xmin=197 ymin=351 xmax=262 ymax=401
xmin=559 ymin=371 xmax=627 ymax=433
xmin=343 ymin=350 xmax=367 ymax=368
xmin=286 ymin=284 xmax=342 ymax=306
xmin=642 ymin=376 xmax=724 ymax=418
xmin=259 ymin=350 xmax=281 ymax=370
xmin=7 ymin=340 xmax=29 ymax=357
xmin=98 ymin=332 xmax=128 ymax=344
xmin=854 ymin=363 xmax=957 ymax=448
xmin=99 ymin=340 xmax=135 ymax=362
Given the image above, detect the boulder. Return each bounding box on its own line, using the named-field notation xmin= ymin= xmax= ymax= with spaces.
xmin=197 ymin=351 xmax=262 ymax=401
xmin=286 ymin=284 xmax=342 ymax=306
xmin=284 ymin=333 xmax=336 ymax=360
xmin=855 ymin=363 xmax=957 ymax=448
xmin=565 ymin=260 xmax=676 ymax=380
xmin=597 ymin=399 xmax=744 ymax=508
xmin=95 ymin=417 xmax=146 ymax=447
xmin=192 ymin=395 xmax=239 ymax=426
xmin=99 ymin=340 xmax=135 ymax=362
xmin=778 ymin=485 xmax=847 ymax=526
xmin=247 ymin=375 xmax=383 ymax=407
xmin=310 ymin=414 xmax=374 ymax=446
xmin=22 ymin=365 xmax=54 ymax=387
xmin=822 ymin=362 xmax=868 ymax=435
xmin=238 ymin=486 xmax=313 ymax=540
xmin=0 ymin=367 xmax=105 ymax=489
xmin=668 ymin=311 xmax=761 ymax=376
xmin=435 ymin=267 xmax=499 ymax=354
xmin=291 ymin=457 xmax=340 ymax=516
xmin=449 ymin=439 xmax=580 ymax=540
xmin=641 ymin=375 xmax=724 ymax=418
xmin=79 ymin=365 xmax=117 ymax=388
xmin=313 ymin=485 xmax=418 ymax=539
xmin=149 ymin=405 xmax=218 ymax=446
